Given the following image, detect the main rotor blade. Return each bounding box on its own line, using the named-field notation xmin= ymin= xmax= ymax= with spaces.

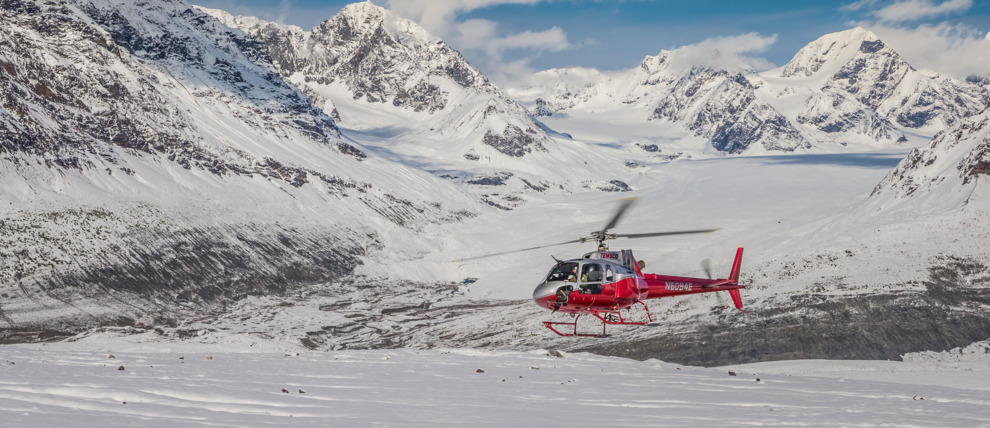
xmin=600 ymin=197 xmax=639 ymax=235
xmin=451 ymin=238 xmax=586 ymax=262
xmin=612 ymin=228 xmax=720 ymax=239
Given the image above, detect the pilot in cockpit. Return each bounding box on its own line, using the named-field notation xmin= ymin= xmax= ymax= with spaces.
xmin=567 ymin=265 xmax=587 ymax=283
xmin=547 ymin=262 xmax=578 ymax=282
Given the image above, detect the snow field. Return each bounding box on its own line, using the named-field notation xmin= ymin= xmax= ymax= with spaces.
xmin=2 ymin=343 xmax=989 ymax=427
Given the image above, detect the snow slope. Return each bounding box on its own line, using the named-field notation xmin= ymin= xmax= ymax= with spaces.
xmin=0 ymin=0 xmax=479 ymax=331
xmin=1 ymin=339 xmax=988 ymax=427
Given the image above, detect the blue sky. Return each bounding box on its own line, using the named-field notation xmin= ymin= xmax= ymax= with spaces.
xmin=192 ymin=0 xmax=990 ymax=84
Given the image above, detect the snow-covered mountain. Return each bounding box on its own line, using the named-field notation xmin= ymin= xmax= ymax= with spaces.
xmin=868 ymin=104 xmax=990 ymax=212
xmin=196 ymin=2 xmax=642 ymax=208
xmin=767 ymin=27 xmax=987 ymax=141
xmin=518 ymin=27 xmax=987 ymax=156
xmin=197 ymin=2 xmax=555 ymax=163
xmin=0 ymin=0 xmax=476 ymax=333
xmin=651 ymin=64 xmax=810 ymax=154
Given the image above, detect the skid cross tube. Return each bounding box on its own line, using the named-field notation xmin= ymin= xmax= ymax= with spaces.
xmin=541 ymin=314 xmax=607 ymax=337
xmin=542 ymin=302 xmax=653 ymax=337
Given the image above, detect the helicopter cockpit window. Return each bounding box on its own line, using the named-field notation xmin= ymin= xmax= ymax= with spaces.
xmin=605 ymin=266 xmax=614 ymax=282
xmin=546 ymin=262 xmax=579 ymax=283
xmin=582 ymin=263 xmax=602 ymax=282
xmin=580 ymin=263 xmax=604 ymax=294
xmin=613 ymin=263 xmax=634 ymax=275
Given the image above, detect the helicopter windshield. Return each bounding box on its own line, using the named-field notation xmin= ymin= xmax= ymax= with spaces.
xmin=545 ymin=262 xmax=579 ymax=283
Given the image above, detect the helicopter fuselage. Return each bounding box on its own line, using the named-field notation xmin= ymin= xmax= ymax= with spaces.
xmin=532 ymin=248 xmax=746 ymax=324
xmin=532 ymin=256 xmax=648 ymax=313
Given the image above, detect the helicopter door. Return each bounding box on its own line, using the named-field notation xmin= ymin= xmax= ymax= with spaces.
xmin=580 ymin=263 xmax=603 ymax=294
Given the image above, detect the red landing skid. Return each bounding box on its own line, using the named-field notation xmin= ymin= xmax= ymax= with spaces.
xmin=542 ymin=302 xmax=654 ymax=337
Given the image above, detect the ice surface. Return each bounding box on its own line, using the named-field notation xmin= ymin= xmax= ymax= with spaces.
xmin=1 ymin=340 xmax=988 ymax=427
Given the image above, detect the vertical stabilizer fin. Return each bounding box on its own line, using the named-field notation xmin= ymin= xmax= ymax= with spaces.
xmin=729 ymin=246 xmax=744 ymax=284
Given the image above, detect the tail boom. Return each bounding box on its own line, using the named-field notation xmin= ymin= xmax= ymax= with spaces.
xmin=642 ymin=247 xmax=746 ymax=311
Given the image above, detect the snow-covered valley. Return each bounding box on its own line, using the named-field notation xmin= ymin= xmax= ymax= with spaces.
xmin=2 ymin=1 xmax=990 ymax=424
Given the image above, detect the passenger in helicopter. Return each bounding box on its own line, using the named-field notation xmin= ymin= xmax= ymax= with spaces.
xmin=580 ymin=264 xmax=603 ymax=294
xmin=582 ymin=264 xmax=601 ymax=281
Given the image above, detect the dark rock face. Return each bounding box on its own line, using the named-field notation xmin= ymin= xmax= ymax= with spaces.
xmin=710 ymin=105 xmax=805 ymax=153
xmin=466 ymin=172 xmax=513 ymax=186
xmin=532 ymin=98 xmax=554 ymax=117
xmin=966 ymin=74 xmax=990 ymax=87
xmin=483 ymin=125 xmax=543 ymax=157
xmin=574 ymin=257 xmax=990 ymax=366
xmin=0 ymin=0 xmax=352 ymax=183
xmin=599 ymin=180 xmax=631 ymax=192
xmin=653 ymin=69 xmax=810 ymax=153
xmin=796 ymin=92 xmax=905 ymax=142
xmin=858 ymin=39 xmax=885 ymax=54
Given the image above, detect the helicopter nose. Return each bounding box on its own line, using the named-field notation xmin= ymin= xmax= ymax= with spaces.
xmin=533 ymin=281 xmax=564 ymax=310
xmin=533 ymin=281 xmax=558 ymax=301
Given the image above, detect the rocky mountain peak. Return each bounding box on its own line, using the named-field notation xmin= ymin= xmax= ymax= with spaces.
xmin=774 ymin=27 xmax=987 ymax=136
xmin=325 ymin=0 xmax=434 ymax=48
xmin=200 ymin=2 xmax=552 ymax=160
xmin=779 ymin=27 xmax=883 ymax=78
xmin=639 ymin=51 xmax=671 ymax=75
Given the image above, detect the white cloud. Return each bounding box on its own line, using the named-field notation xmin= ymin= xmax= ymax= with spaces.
xmin=667 ymin=33 xmax=778 ymax=74
xmin=869 ymin=0 xmax=972 ymax=23
xmin=451 ymin=19 xmax=571 ymax=55
xmin=841 ymin=0 xmax=881 ymax=12
xmin=385 ymin=0 xmax=542 ymax=38
xmin=452 ymin=19 xmax=498 ymax=51
xmin=866 ymin=22 xmax=990 ymax=78
xmin=840 ymin=0 xmax=989 ymax=79
xmin=384 ymin=0 xmax=573 ymax=86
xmin=277 ymin=0 xmax=292 ymax=25
xmin=487 ymin=27 xmax=571 ymax=54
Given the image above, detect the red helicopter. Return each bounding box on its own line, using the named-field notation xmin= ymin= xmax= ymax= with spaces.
xmin=462 ymin=197 xmax=746 ymax=337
